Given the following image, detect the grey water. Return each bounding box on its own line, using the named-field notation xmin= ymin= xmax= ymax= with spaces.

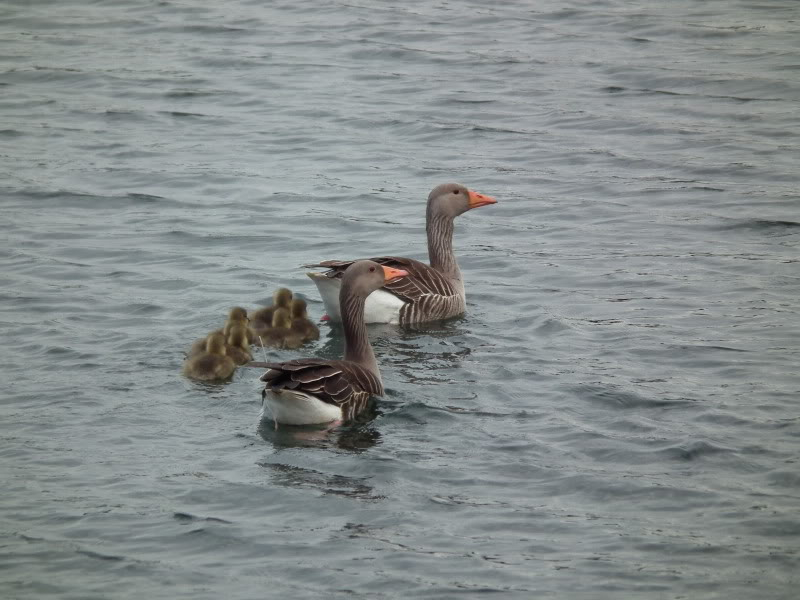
xmin=1 ymin=0 xmax=799 ymax=597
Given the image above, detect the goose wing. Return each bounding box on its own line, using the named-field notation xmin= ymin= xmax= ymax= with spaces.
xmin=254 ymin=358 xmax=383 ymax=419
xmin=307 ymin=257 xmax=461 ymax=310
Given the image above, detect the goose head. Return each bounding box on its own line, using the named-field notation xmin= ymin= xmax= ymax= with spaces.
xmin=427 ymin=183 xmax=496 ymax=219
xmin=342 ymin=260 xmax=408 ymax=299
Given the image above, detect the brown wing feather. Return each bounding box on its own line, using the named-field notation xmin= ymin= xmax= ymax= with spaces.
xmin=307 ymin=256 xmax=462 ymax=306
xmin=260 ymin=359 xmax=383 ymax=413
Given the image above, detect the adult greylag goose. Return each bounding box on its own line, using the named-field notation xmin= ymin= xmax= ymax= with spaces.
xmin=255 ymin=307 xmax=305 ymax=349
xmin=252 ymin=260 xmax=408 ymax=425
xmin=305 ymin=183 xmax=496 ymax=325
xmin=182 ymin=332 xmax=236 ymax=381
xmin=251 ymin=288 xmax=292 ymax=333
xmin=290 ymin=298 xmax=320 ymax=342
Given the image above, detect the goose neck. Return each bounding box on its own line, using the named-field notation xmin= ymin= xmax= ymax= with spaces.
xmin=426 ymin=211 xmax=460 ymax=280
xmin=340 ymin=287 xmax=378 ymax=374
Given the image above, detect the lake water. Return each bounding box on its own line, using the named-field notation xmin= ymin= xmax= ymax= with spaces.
xmin=1 ymin=0 xmax=798 ymax=598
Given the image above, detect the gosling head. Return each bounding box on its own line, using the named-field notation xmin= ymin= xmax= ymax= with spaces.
xmin=228 ymin=306 xmax=248 ymax=322
xmin=290 ymin=298 xmax=308 ymax=320
xmin=273 ymin=288 xmax=292 ymax=309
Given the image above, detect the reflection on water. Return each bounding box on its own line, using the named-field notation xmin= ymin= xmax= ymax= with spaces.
xmin=257 ymin=462 xmax=383 ymax=501
xmin=257 ymin=402 xmax=382 ymax=453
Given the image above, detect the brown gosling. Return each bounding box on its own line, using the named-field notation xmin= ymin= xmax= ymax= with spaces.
xmin=273 ymin=288 xmax=293 ymax=309
xmin=222 ymin=306 xmax=256 ymax=345
xmin=182 ymin=332 xmax=236 ymax=381
xmin=255 ymin=307 xmax=304 ymax=349
xmin=290 ymin=298 xmax=320 ymax=342
xmin=187 ymin=307 xmax=253 ymax=359
xmin=187 ymin=333 xmax=211 ymax=358
xmin=226 ymin=324 xmax=253 ymax=365
xmin=251 ymin=288 xmax=293 ymax=334
xmin=223 ymin=306 xmax=249 ymax=336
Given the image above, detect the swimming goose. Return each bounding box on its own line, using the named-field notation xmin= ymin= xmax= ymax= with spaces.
xmin=251 ymin=288 xmax=292 ymax=329
xmin=223 ymin=306 xmax=254 ymax=342
xmin=182 ymin=332 xmax=236 ymax=381
xmin=254 ymin=307 xmax=304 ymax=349
xmin=222 ymin=306 xmax=248 ymax=334
xmin=253 ymin=260 xmax=408 ymax=425
xmin=187 ymin=307 xmax=254 ymax=358
xmin=305 ymin=183 xmax=496 ymax=325
xmin=290 ymin=298 xmax=320 ymax=342
xmin=226 ymin=325 xmax=253 ymax=365
xmin=187 ymin=333 xmax=211 ymax=358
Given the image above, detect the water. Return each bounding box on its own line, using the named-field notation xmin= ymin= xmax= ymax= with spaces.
xmin=1 ymin=0 xmax=798 ymax=597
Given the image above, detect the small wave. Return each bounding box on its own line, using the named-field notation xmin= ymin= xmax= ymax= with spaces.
xmin=162 ymin=110 xmax=208 ymax=118
xmin=575 ymin=384 xmax=697 ymax=409
xmin=173 ymin=512 xmax=232 ymax=524
xmin=663 ymin=440 xmax=734 ymax=461
xmin=76 ymin=549 xmax=125 ymax=562
xmin=712 ymin=219 xmax=800 ymax=233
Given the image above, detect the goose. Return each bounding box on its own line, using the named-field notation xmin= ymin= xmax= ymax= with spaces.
xmin=290 ymin=298 xmax=320 ymax=342
xmin=305 ymin=183 xmax=496 ymax=325
xmin=187 ymin=333 xmax=211 ymax=358
xmin=254 ymin=307 xmax=304 ymax=349
xmin=187 ymin=307 xmax=252 ymax=356
xmin=252 ymin=260 xmax=408 ymax=426
xmin=182 ymin=332 xmax=236 ymax=381
xmin=226 ymin=325 xmax=253 ymax=365
xmin=251 ymin=288 xmax=292 ymax=331
xmin=223 ymin=306 xmax=254 ymax=343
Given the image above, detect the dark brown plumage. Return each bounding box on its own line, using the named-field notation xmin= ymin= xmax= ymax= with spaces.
xmin=306 ymin=183 xmax=496 ymax=325
xmin=260 ymin=359 xmax=381 ymax=421
xmin=255 ymin=260 xmax=408 ymax=425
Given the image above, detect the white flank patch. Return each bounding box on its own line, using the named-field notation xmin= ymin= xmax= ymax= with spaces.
xmin=264 ymin=389 xmax=342 ymax=425
xmin=307 ymin=273 xmax=404 ymax=324
xmin=308 ymin=272 xmax=343 ymax=321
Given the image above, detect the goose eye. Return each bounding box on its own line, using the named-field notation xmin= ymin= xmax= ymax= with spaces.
xmin=453 ymin=190 xmax=460 ymax=194
xmin=369 ymin=266 xmax=375 ymax=272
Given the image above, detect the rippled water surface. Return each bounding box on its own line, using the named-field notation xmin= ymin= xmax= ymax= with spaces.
xmin=2 ymin=1 xmax=799 ymax=598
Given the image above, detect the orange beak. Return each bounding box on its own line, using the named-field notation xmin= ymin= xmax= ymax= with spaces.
xmin=467 ymin=189 xmax=497 ymax=209
xmin=382 ymin=266 xmax=408 ymax=282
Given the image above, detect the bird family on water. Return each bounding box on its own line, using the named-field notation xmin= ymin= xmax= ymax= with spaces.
xmin=183 ymin=183 xmax=497 ymax=427
xmin=183 ymin=291 xmax=320 ymax=380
